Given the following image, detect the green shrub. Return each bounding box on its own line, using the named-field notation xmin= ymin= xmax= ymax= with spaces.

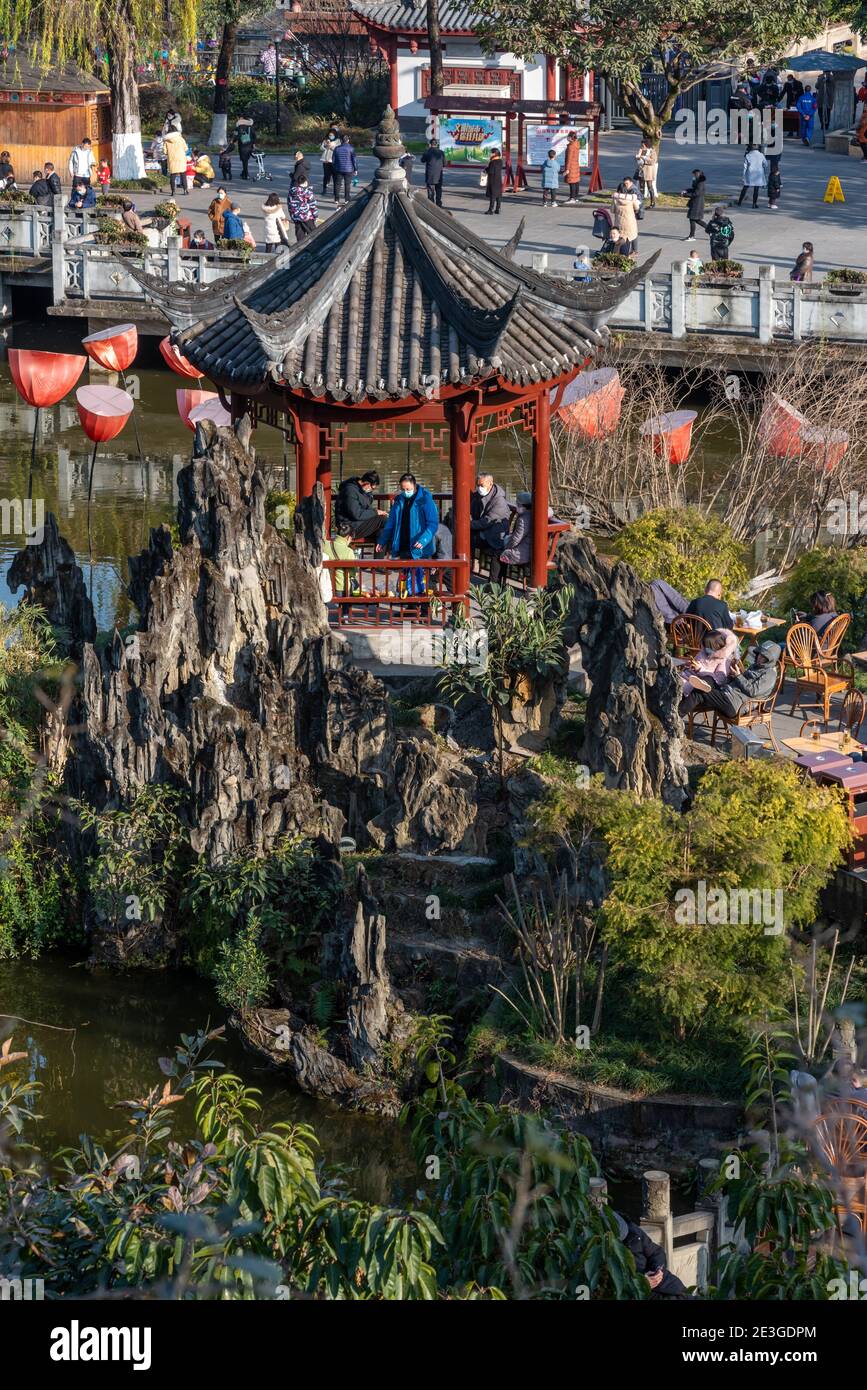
xmin=592 ymin=251 xmax=635 ymax=271
xmin=109 ymin=175 xmax=169 ymax=191
xmin=0 ymin=816 xmax=67 ymax=959
xmin=94 ymin=217 xmax=148 ymax=248
xmin=613 ymin=506 xmax=749 ymax=603
xmin=774 ymin=546 xmax=867 ymax=641
xmin=703 ymin=259 xmax=742 ymax=277
xmin=825 ymin=267 xmax=867 ymax=286
xmin=213 ymin=915 xmax=271 ymax=1012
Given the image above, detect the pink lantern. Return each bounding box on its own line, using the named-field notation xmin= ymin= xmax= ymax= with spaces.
xmin=557 ymin=367 xmax=624 ymax=439
xmin=82 ymin=322 xmax=139 ymax=373
xmin=758 ymin=394 xmax=809 ymax=459
xmin=76 ymin=384 xmax=134 ymax=443
xmin=159 ymin=335 xmax=203 ymax=381
xmin=640 ymin=409 xmax=697 ymax=465
xmin=188 ymin=397 xmax=231 ymax=429
xmin=802 ymin=425 xmax=850 ymax=472
xmin=9 ymin=348 xmax=87 ymax=408
xmin=177 ymin=388 xmax=218 ymax=430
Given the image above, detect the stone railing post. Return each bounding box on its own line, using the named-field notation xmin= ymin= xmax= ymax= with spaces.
xmin=641 ymin=1168 xmax=673 ymax=1264
xmin=531 ymin=251 xmax=548 ymax=275
xmin=671 ymin=263 xmax=686 ymax=339
xmin=52 ymin=192 xmax=64 ymax=237
xmin=51 ymin=229 xmax=66 ymax=303
xmin=758 ymin=262 xmax=775 ymax=344
xmin=167 ymin=234 xmax=182 ymax=282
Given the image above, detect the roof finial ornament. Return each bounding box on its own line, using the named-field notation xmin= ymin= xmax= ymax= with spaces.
xmin=373 ymin=104 xmax=406 ymax=190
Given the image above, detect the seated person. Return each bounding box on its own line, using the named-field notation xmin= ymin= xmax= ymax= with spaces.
xmin=322 ymin=520 xmax=358 ymax=594
xmin=799 ymin=589 xmax=837 ymax=638
xmin=686 ymin=578 xmax=734 ymax=631
xmin=649 ymin=578 xmax=688 ymax=625
xmin=680 ymin=628 xmax=739 ymax=696
xmin=594 ymin=226 xmax=624 ymax=257
xmin=121 ymin=200 xmax=149 ymax=235
xmin=334 ymin=470 xmax=386 ymax=541
xmin=679 ymin=639 xmax=781 ymax=722
xmin=434 ymin=520 xmax=454 ymax=592
xmin=612 ymin=1211 xmax=690 ymax=1299
xmin=193 ymin=150 xmax=215 ymax=186
xmin=68 ymin=179 xmax=96 ymax=210
xmin=471 ymin=473 xmax=511 ymax=557
xmin=491 ymin=490 xmax=532 ymax=581
xmin=573 ymin=243 xmax=593 ymax=282
xmin=189 ymin=228 xmax=213 ymax=250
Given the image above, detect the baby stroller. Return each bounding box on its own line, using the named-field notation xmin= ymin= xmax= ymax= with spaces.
xmin=591 ymin=206 xmax=613 ymax=240
xmin=250 ymin=150 xmax=272 ymax=182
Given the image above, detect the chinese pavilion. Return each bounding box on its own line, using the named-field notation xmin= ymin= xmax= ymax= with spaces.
xmin=136 ymin=109 xmax=651 ymax=620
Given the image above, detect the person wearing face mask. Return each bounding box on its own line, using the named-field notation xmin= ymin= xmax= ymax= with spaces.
xmin=376 ymin=473 xmax=439 ymax=595
xmin=470 ymin=473 xmax=511 ymax=561
xmin=208 ymin=188 xmax=229 ymax=241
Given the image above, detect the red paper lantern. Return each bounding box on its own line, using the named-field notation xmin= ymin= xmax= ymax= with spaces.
xmin=75 ymin=384 xmax=134 ymax=443
xmin=188 ymin=397 xmax=231 ymax=429
xmin=758 ymin=394 xmax=809 ymax=460
xmin=802 ymin=425 xmax=850 ymax=472
xmin=8 ymin=348 xmax=86 ymax=408
xmin=82 ymin=322 xmax=139 ymax=373
xmin=177 ymin=388 xmax=218 ymax=430
xmin=557 ymin=367 xmax=624 ymax=439
xmin=640 ymin=409 xmax=697 ymax=465
xmin=159 ymin=335 xmax=203 ymax=380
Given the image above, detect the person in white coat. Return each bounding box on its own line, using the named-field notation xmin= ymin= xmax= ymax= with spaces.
xmin=261 ymin=193 xmax=290 ymax=250
xmin=68 ymin=137 xmax=96 ymax=183
xmin=737 ymin=144 xmax=768 ymax=208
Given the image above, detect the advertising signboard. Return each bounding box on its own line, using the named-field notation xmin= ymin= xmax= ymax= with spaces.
xmin=439 ymin=116 xmax=504 ymax=165
xmin=526 ymin=124 xmax=590 ymax=168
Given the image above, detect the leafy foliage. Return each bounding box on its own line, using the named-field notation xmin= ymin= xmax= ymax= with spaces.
xmin=73 ymin=786 xmax=187 ymax=934
xmin=612 ymin=506 xmax=749 ymax=602
xmin=0 ymin=815 xmax=67 ymax=960
xmin=774 ymin=545 xmax=867 ymax=643
xmin=213 ymin=914 xmax=272 ymax=1012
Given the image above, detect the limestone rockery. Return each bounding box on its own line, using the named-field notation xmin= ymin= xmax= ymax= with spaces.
xmin=44 ymin=419 xmax=481 ymax=862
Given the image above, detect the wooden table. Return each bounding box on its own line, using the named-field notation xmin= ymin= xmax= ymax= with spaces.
xmin=733 ymin=617 xmax=783 ymax=637
xmin=783 ymin=732 xmax=865 ymax=756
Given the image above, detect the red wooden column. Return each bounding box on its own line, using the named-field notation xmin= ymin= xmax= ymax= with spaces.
xmin=531 ymin=388 xmax=551 ymax=590
xmin=296 ymin=408 xmax=318 ymax=503
xmin=389 ymin=36 xmax=399 ymax=111
xmin=449 ymin=398 xmax=476 ymax=604
xmin=317 ymin=428 xmax=332 ymax=532
xmin=545 ymin=55 xmax=557 ymax=102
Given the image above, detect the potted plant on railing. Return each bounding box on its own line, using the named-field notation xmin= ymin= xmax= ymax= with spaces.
xmin=590 ymin=251 xmax=636 ymax=280
xmin=825 ymin=267 xmax=867 ymax=297
xmin=217 ymin=237 xmax=253 ymax=265
xmin=151 ymin=200 xmax=181 ymax=234
xmin=0 ymin=189 xmax=36 ymax=210
xmin=94 ymin=217 xmax=148 ymax=253
xmin=698 ymin=258 xmax=743 ymax=285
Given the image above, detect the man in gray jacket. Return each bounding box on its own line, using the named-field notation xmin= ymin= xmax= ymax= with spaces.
xmin=470 ymin=474 xmax=511 ymax=560
xmin=679 ymin=640 xmax=781 ymax=722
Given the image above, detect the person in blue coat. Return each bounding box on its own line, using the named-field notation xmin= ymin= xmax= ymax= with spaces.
xmin=796 ymin=86 xmax=818 ymax=145
xmin=220 ymin=203 xmax=246 ymax=240
xmin=376 ymin=473 xmax=439 ymax=595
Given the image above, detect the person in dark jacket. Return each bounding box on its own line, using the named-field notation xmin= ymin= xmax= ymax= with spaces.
xmin=334 ymin=471 xmax=386 ymax=540
xmin=613 ymin=1212 xmax=690 ymax=1299
xmin=484 ymin=147 xmax=504 ymax=214
xmin=790 ymin=241 xmax=813 ymax=283
xmin=331 ymin=136 xmax=357 ymax=205
xmin=421 ymin=139 xmax=445 ymax=206
xmin=801 ymin=590 xmax=837 ymax=636
xmin=220 ymin=204 xmax=246 ymax=241
xmin=43 ymin=162 xmax=62 ymax=198
xmin=471 ymin=474 xmax=511 ymax=553
xmin=686 ymin=579 xmax=734 ymax=631
xmin=29 ymin=170 xmax=52 ymax=206
xmin=705 ymin=206 xmax=735 ymax=261
xmin=291 ymin=151 xmax=310 ymax=185
xmin=67 ymin=179 xmax=96 ymax=210
xmin=399 ymin=150 xmax=414 ymax=185
xmin=817 ymin=70 xmax=836 ymax=131
xmin=236 ymin=120 xmax=256 ymax=178
xmin=783 ymin=72 xmax=804 ymax=109
xmin=680 ymin=640 xmax=782 ymax=722
xmin=376 ymin=473 xmax=439 ymax=596
xmin=682 ymin=170 xmax=706 ymax=241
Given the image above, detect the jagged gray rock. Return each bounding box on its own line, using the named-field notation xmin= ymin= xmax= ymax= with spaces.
xmin=553 ymin=534 xmax=689 ymax=807
xmin=7 ymin=512 xmax=96 ymax=649
xmin=342 ymin=865 xmax=392 ymax=1070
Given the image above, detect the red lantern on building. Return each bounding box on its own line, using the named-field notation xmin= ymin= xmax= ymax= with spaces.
xmin=159 ymin=335 xmax=203 ymax=381
xmin=188 ymin=396 xmax=231 ymax=429
xmin=556 ymin=367 xmax=624 ymax=439
xmin=177 ymin=388 xmax=218 ymax=430
xmin=82 ymin=323 xmax=138 ymax=373
xmin=640 ymin=409 xmax=697 ymax=466
xmin=9 ymin=348 xmax=87 ymax=496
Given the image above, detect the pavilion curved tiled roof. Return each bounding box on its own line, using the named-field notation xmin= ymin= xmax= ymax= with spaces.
xmin=139 ymin=109 xmax=656 ymax=405
xmin=350 ymin=1 xmax=483 ymax=30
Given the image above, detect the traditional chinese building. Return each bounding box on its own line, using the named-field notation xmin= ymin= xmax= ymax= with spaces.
xmin=0 ymin=49 xmax=111 ymax=182
xmin=135 ymin=110 xmax=646 ymax=624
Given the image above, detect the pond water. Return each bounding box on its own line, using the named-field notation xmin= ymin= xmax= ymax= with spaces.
xmin=0 ymin=954 xmax=415 ymax=1205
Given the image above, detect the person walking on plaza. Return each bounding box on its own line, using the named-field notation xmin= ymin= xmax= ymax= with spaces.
xmin=262 ymin=192 xmax=290 ymax=250
xmin=331 ymin=135 xmax=357 ymax=206
xmin=68 ymin=136 xmax=96 ymax=184
xmin=737 ymin=144 xmax=768 ymax=207
xmin=220 ymin=203 xmax=246 ymax=242
xmin=319 ymin=125 xmax=339 ymax=195
xmin=288 ymin=176 xmax=318 ymax=240
xmin=767 ymin=158 xmax=782 ymax=208
xmin=856 ymin=107 xmax=867 ymax=159
xmin=218 ymin=144 xmax=233 ymax=181
xmin=541 ymin=148 xmax=559 ymax=206
xmin=236 ymin=118 xmax=256 ymax=179
xmin=207 ymin=188 xmax=229 ymax=241
xmin=706 ymin=205 xmax=735 ymax=262
xmin=636 ymin=140 xmax=658 ymax=208
xmin=564 ymin=130 xmax=583 ymax=203
xmin=291 ymin=150 xmax=310 ymax=185
xmin=612 ymin=177 xmax=640 ymax=253
xmin=790 ymin=241 xmax=814 ymax=283
xmin=164 ymin=128 xmax=188 ymax=195
xmin=796 ymin=86 xmax=818 ymax=145
xmin=421 ymin=138 xmax=445 ymax=206
xmin=484 ymin=146 xmax=503 ymax=214
xmin=682 ymin=168 xmax=706 ymax=241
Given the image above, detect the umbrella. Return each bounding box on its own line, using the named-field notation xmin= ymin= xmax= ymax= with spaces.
xmin=784 ymin=49 xmax=864 ymax=74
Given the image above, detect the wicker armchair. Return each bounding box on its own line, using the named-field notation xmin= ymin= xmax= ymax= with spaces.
xmin=670 ymin=613 xmax=712 ymax=657
xmin=786 ymin=622 xmax=853 ymax=724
